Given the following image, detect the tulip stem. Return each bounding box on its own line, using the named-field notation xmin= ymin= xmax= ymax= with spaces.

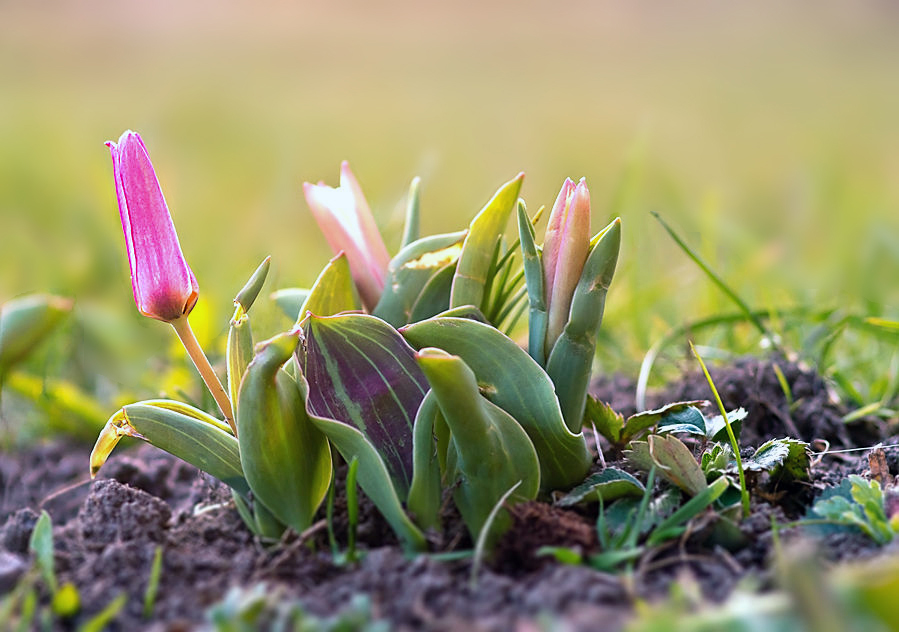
xmin=170 ymin=317 xmax=236 ymax=435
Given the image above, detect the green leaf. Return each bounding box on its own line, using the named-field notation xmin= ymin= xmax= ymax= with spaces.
xmin=656 ymin=406 xmax=707 ymax=436
xmin=408 ymin=262 xmax=456 ymax=323
xmin=0 ymin=293 xmax=73 ymax=377
xmin=406 ymin=391 xmax=444 ymax=530
xmin=707 ymin=408 xmax=748 ymax=443
xmin=234 ymin=256 xmax=271 ymax=312
xmin=373 ymin=231 xmax=466 ymax=327
xmin=227 ymin=309 xmax=254 ymax=418
xmin=450 ymin=174 xmax=524 ymax=311
xmin=401 ymin=316 xmax=592 ymax=491
xmin=620 ymin=400 xmax=707 ymax=444
xmin=555 ymin=468 xmax=645 ymax=507
xmin=297 ymin=253 xmax=361 ymax=324
xmin=517 ymin=201 xmax=548 ymax=366
xmin=90 ymin=402 xmax=249 ymax=496
xmin=400 ymin=176 xmax=421 ymax=249
xmin=3 ymin=373 xmax=109 ymax=440
xmin=302 ymin=313 xmax=429 ymax=495
xmin=545 ymin=218 xmax=621 ymax=432
xmin=417 ymin=347 xmax=539 ymax=544
xmin=78 ymin=593 xmax=127 ymax=632
xmin=744 ymin=438 xmax=811 ymax=482
xmin=270 ymin=288 xmax=311 ymax=321
xmin=626 ymin=435 xmax=707 ymax=497
xmin=646 ymin=475 xmax=730 ymax=546
xmin=299 ymin=371 xmax=426 ymax=551
xmin=237 ymin=331 xmax=332 ymax=532
xmin=28 ymin=510 xmax=56 ymax=593
xmin=584 ymin=396 xmax=625 ymax=444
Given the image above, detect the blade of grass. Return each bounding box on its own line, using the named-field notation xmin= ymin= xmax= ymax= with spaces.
xmin=143 ymin=545 xmax=163 ymax=619
xmin=651 ymin=211 xmax=773 ymax=343
xmin=691 ymin=342 xmax=749 ymax=518
xmin=470 ymin=480 xmax=522 ymax=587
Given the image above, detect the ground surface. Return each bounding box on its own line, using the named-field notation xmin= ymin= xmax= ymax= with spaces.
xmin=1 ymin=355 xmax=896 ymax=630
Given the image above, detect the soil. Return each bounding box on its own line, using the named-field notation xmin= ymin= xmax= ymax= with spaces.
xmin=1 ymin=355 xmax=896 ymax=630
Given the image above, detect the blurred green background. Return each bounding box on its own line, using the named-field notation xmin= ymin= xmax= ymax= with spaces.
xmin=2 ymin=1 xmax=898 ymax=438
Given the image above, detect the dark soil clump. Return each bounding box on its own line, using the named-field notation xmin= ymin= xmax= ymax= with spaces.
xmin=0 ymin=355 xmax=893 ymax=630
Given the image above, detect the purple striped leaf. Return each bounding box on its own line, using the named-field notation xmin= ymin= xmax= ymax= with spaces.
xmin=301 ymin=313 xmax=428 ymax=494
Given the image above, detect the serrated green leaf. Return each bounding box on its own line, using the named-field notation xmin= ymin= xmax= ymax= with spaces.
xmin=302 ymin=313 xmax=429 ymax=495
xmin=584 ymin=396 xmax=625 ymax=444
xmin=237 ymin=331 xmax=332 ymax=532
xmin=417 ymin=347 xmax=539 ymax=544
xmin=744 ymin=438 xmax=811 ymax=483
xmin=555 ymin=467 xmax=645 ymax=507
xmin=707 ymin=408 xmax=747 ymax=442
xmin=297 ymin=253 xmax=360 ymax=324
xmin=450 ymin=174 xmax=523 ymax=311
xmin=656 ymin=406 xmax=707 ymax=436
xmin=545 ymin=218 xmax=621 ymax=431
xmin=400 ymin=316 xmax=591 ymax=491
xmin=621 ymin=400 xmax=707 ymax=443
xmin=90 ymin=403 xmax=249 ymax=496
xmin=373 ymin=230 xmax=466 ymax=327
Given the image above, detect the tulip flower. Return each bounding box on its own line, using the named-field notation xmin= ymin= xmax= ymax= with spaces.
xmin=106 ymin=130 xmax=234 ymax=431
xmin=303 ymin=162 xmax=391 ymax=311
xmin=106 ymin=130 xmax=198 ymax=323
xmin=542 ymin=177 xmax=591 ymax=356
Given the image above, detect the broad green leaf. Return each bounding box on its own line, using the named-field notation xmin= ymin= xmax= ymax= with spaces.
xmin=299 ymin=372 xmax=426 ymax=551
xmin=450 ymin=174 xmax=524 ymax=311
xmin=297 ymin=253 xmax=360 ymax=324
xmin=90 ymin=403 xmax=249 ymax=496
xmin=406 ymin=391 xmax=444 ymax=529
xmin=401 ymin=316 xmax=591 ymax=491
xmin=545 ymin=218 xmax=621 ymax=432
xmin=237 ymin=331 xmax=332 ymax=532
xmin=517 ymin=202 xmax=547 ymax=366
xmin=302 ymin=313 xmax=429 ymax=494
xmin=0 ymin=293 xmax=73 ymax=377
xmin=555 ymin=468 xmax=645 ymax=507
xmin=373 ymin=231 xmax=466 ymax=327
xmin=584 ymin=396 xmax=625 ymax=444
xmin=417 ymin=347 xmax=539 ymax=543
xmin=271 ymin=288 xmax=311 ymax=320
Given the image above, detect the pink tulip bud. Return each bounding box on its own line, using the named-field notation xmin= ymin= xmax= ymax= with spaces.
xmin=543 ymin=177 xmax=591 ymax=355
xmin=303 ymin=162 xmax=391 ymax=311
xmin=106 ymin=131 xmax=198 ymax=323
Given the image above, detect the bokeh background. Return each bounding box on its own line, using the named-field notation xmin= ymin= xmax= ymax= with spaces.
xmin=2 ymin=0 xmax=898 ymax=439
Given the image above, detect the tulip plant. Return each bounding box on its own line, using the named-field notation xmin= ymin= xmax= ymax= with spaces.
xmin=90 ymin=131 xmax=621 ymax=552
